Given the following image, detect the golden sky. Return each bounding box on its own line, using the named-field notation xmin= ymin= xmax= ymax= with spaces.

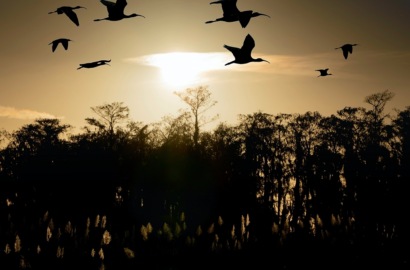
xmin=1 ymin=0 xmax=410 ymax=134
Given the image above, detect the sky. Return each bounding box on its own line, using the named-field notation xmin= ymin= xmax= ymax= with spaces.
xmin=1 ymin=0 xmax=410 ymax=136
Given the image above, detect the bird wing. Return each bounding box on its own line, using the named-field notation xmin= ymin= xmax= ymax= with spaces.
xmin=100 ymin=0 xmax=117 ymax=17
xmin=224 ymin=44 xmax=240 ymax=56
xmin=223 ymin=45 xmax=239 ymax=66
xmin=221 ymin=0 xmax=240 ymax=16
xmin=242 ymin=34 xmax=255 ymax=56
xmin=49 ymin=41 xmax=59 ymax=52
xmin=238 ymin=10 xmax=253 ymax=28
xmin=101 ymin=0 xmax=116 ymax=8
xmin=64 ymin=9 xmax=80 ymax=26
xmin=61 ymin=39 xmax=69 ymax=50
xmin=115 ymin=0 xmax=128 ymax=11
xmin=342 ymin=48 xmax=349 ymax=59
xmin=210 ymin=0 xmax=239 ymax=16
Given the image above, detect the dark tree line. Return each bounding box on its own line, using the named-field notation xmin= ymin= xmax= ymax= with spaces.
xmin=0 ymin=88 xmax=409 ymax=269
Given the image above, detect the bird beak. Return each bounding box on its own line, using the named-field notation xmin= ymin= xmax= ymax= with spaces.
xmin=260 ymin=13 xmax=270 ymax=18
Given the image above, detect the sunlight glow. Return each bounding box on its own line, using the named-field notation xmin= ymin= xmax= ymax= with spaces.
xmin=137 ymin=52 xmax=228 ymax=88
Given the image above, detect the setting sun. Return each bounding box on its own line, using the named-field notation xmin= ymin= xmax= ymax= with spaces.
xmin=142 ymin=52 xmax=227 ymax=88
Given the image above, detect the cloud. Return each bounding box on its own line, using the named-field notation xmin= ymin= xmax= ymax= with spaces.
xmin=125 ymin=49 xmax=410 ymax=78
xmin=125 ymin=51 xmax=337 ymax=76
xmin=125 ymin=52 xmax=230 ymax=70
xmin=0 ymin=106 xmax=62 ymax=120
xmin=243 ymin=50 xmax=410 ymax=77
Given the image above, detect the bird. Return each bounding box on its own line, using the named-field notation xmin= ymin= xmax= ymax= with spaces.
xmin=206 ymin=0 xmax=270 ymax=28
xmin=94 ymin=0 xmax=145 ymax=21
xmin=335 ymin=43 xmax=358 ymax=59
xmin=48 ymin=6 xmax=86 ymax=26
xmin=316 ymin=68 xmax=332 ymax=77
xmin=48 ymin=38 xmax=72 ymax=52
xmin=224 ymin=34 xmax=270 ymax=66
xmin=77 ymin=60 xmax=111 ymax=70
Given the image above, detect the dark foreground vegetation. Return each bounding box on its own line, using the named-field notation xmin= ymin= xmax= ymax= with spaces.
xmin=0 ymin=88 xmax=409 ymax=269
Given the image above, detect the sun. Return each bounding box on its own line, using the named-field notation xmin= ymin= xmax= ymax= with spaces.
xmin=144 ymin=52 xmax=227 ymax=88
xmin=158 ymin=53 xmax=202 ymax=88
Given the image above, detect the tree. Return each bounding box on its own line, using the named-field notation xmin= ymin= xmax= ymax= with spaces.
xmin=152 ymin=112 xmax=193 ymax=148
xmin=0 ymin=129 xmax=10 ymax=150
xmin=1 ymin=118 xmax=71 ymax=211
xmin=174 ymin=86 xmax=219 ymax=149
xmin=364 ymin=89 xmax=395 ymax=145
xmin=85 ymin=101 xmax=130 ymax=137
xmin=288 ymin=111 xmax=323 ymax=226
xmin=392 ymin=106 xmax=410 ymax=244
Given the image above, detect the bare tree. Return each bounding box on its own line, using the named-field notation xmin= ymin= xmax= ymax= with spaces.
xmin=364 ymin=90 xmax=395 ymax=121
xmin=174 ymin=85 xmax=219 ymax=148
xmin=85 ymin=102 xmax=130 ymax=137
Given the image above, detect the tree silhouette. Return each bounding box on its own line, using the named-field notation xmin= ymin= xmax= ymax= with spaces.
xmin=392 ymin=106 xmax=410 ymax=247
xmin=0 ymin=118 xmax=71 ymax=215
xmin=0 ymin=91 xmax=409 ymax=269
xmin=85 ymin=101 xmax=130 ymax=147
xmin=174 ymin=86 xmax=219 ymax=149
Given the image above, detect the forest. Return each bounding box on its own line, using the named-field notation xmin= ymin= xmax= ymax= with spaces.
xmin=0 ymin=88 xmax=408 ymax=269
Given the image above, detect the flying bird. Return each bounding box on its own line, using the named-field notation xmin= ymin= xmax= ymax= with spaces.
xmin=48 ymin=6 xmax=86 ymax=26
xmin=316 ymin=68 xmax=332 ymax=77
xmin=94 ymin=0 xmax=145 ymax=21
xmin=206 ymin=0 xmax=270 ymax=28
xmin=224 ymin=34 xmax=270 ymax=66
xmin=49 ymin=38 xmax=72 ymax=52
xmin=77 ymin=60 xmax=111 ymax=70
xmin=335 ymin=43 xmax=358 ymax=59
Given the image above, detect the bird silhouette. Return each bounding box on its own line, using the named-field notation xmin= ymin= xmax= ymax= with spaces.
xmin=316 ymin=68 xmax=332 ymax=77
xmin=224 ymin=34 xmax=270 ymax=66
xmin=49 ymin=38 xmax=72 ymax=52
xmin=206 ymin=0 xmax=270 ymax=28
xmin=94 ymin=0 xmax=145 ymax=21
xmin=48 ymin=6 xmax=86 ymax=26
xmin=335 ymin=43 xmax=358 ymax=59
xmin=77 ymin=60 xmax=111 ymax=70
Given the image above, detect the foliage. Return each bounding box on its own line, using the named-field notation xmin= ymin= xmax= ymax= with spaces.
xmin=0 ymin=90 xmax=408 ymax=269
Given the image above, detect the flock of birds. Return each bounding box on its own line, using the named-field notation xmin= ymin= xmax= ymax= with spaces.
xmin=316 ymin=43 xmax=358 ymax=77
xmin=48 ymin=0 xmax=145 ymax=69
xmin=47 ymin=0 xmax=358 ymax=75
